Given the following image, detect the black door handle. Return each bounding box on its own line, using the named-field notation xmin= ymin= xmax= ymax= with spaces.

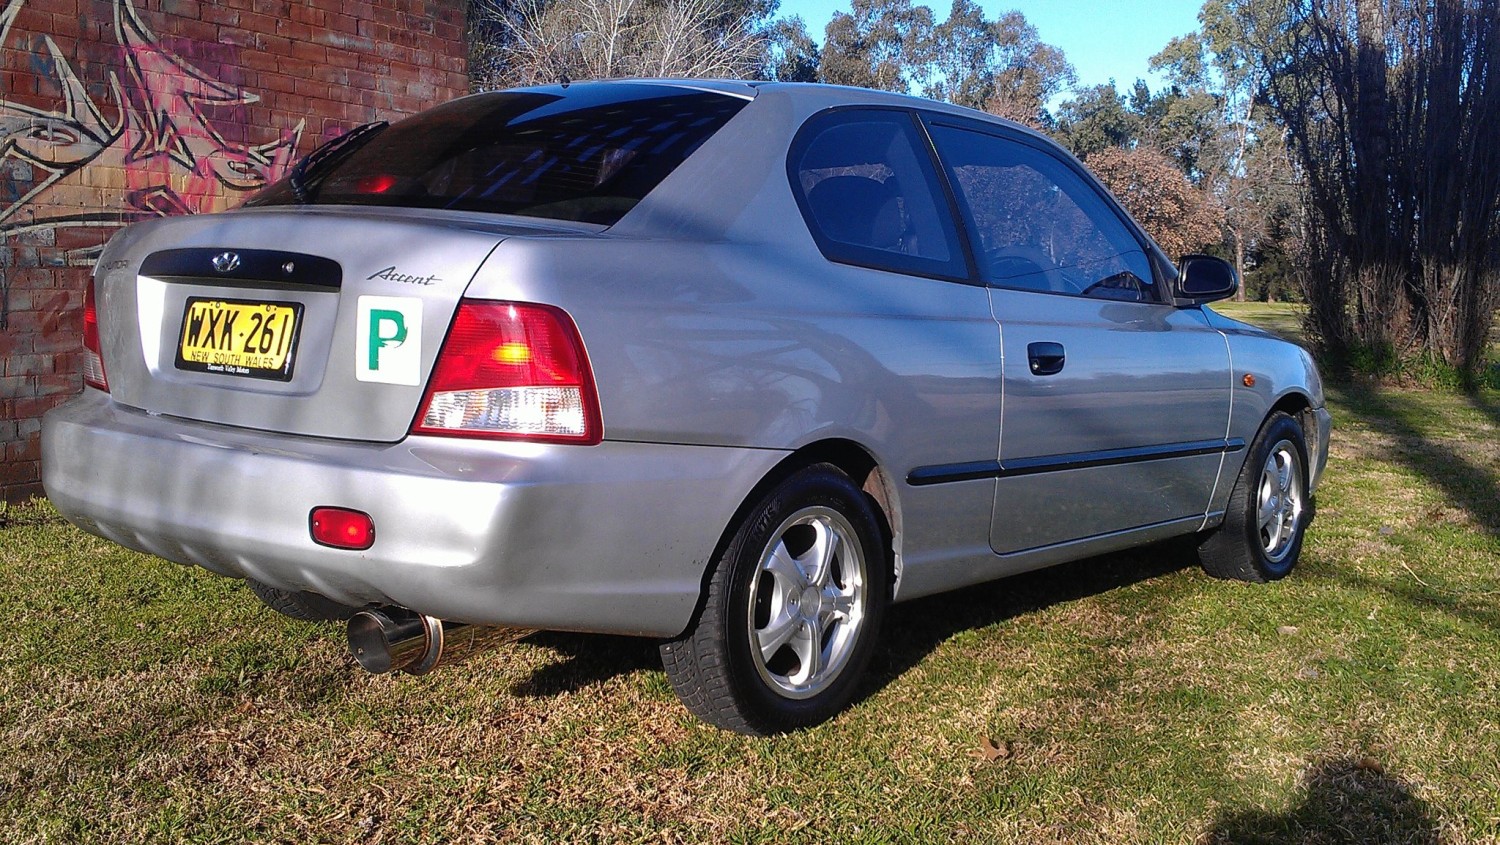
xmin=1027 ymin=342 xmax=1065 ymax=376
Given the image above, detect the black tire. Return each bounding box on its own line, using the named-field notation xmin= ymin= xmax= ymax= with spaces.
xmin=247 ymin=579 xmax=360 ymax=622
xmin=660 ymin=464 xmax=889 ymax=735
xmin=1199 ymin=411 xmax=1313 ymax=582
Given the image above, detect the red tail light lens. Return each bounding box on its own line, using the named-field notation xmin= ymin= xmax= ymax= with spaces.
xmin=310 ymin=507 xmax=376 ymax=550
xmin=412 ymin=301 xmax=602 ymax=444
xmin=83 ymin=278 xmax=108 ymax=392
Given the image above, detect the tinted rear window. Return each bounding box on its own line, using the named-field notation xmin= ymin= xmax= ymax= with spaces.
xmin=246 ymin=84 xmax=748 ymax=225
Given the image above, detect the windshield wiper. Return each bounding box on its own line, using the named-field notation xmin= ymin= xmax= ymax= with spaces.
xmin=288 ymin=120 xmax=389 ymax=204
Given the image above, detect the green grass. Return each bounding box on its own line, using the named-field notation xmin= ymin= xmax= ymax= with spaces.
xmin=1212 ymin=301 xmax=1500 ymax=388
xmin=5 ymin=309 xmax=1500 ymax=841
xmin=1211 ymin=301 xmax=1310 ymax=346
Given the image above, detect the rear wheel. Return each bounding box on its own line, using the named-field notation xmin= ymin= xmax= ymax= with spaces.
xmin=1199 ymin=411 xmax=1312 ymax=582
xmin=247 ymin=579 xmax=360 ymax=622
xmin=660 ymin=464 xmax=888 ymax=735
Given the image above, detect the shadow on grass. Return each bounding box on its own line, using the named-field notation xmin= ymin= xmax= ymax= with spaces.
xmin=1333 ymin=384 xmax=1500 ymax=539
xmin=1204 ymin=758 xmax=1441 ymax=844
xmin=510 ymin=632 xmax=661 ymax=697
xmin=855 ymin=539 xmax=1200 ymax=707
xmin=1468 ymin=390 xmax=1500 ymax=436
xmin=509 ymin=539 xmax=1202 ymax=704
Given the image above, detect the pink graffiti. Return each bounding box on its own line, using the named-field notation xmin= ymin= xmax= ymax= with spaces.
xmin=0 ymin=0 xmax=303 ymax=252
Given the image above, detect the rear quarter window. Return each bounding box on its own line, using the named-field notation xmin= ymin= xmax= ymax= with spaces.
xmin=788 ymin=109 xmax=969 ymax=281
xmin=247 ymin=84 xmax=748 ymax=226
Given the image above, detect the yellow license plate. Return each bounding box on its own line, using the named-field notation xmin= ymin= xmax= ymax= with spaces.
xmin=175 ymin=297 xmax=303 ymax=380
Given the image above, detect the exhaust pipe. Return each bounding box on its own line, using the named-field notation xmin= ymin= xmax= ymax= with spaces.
xmin=347 ymin=606 xmax=533 ymax=676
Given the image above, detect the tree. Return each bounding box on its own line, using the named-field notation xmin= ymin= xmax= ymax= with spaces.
xmin=1052 ymin=82 xmax=1142 ymax=158
xmin=1241 ymin=0 xmax=1500 ymax=379
xmin=923 ymin=3 xmax=1073 ymax=125
xmin=765 ymin=16 xmax=820 ymax=81
xmin=1085 ymin=146 xmax=1225 ymax=260
xmin=469 ymin=0 xmax=772 ymax=89
xmin=818 ymin=0 xmax=933 ymax=92
xmin=817 ymin=0 xmax=1071 ymax=126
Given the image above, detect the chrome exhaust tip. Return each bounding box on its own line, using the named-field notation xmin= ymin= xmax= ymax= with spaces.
xmin=347 ymin=607 xmax=533 ymax=676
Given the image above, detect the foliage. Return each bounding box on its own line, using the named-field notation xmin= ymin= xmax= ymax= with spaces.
xmin=818 ymin=0 xmax=1072 ymax=126
xmin=764 ymin=15 xmax=820 ymax=82
xmin=923 ymin=4 xmax=1073 ymax=124
xmin=1238 ymin=0 xmax=1500 ymax=384
xmin=1052 ymin=83 xmax=1142 ymax=159
xmin=1085 ymin=146 xmax=1225 ymax=259
xmin=818 ymin=0 xmax=933 ymax=92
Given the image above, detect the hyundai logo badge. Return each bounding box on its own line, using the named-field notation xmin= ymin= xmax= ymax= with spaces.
xmin=211 ymin=252 xmax=241 ymax=273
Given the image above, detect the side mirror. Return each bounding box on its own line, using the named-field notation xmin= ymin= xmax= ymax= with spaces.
xmin=1174 ymin=254 xmax=1238 ymax=304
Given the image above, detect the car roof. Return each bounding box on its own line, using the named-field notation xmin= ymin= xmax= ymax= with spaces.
xmin=479 ymin=78 xmax=1048 ymax=144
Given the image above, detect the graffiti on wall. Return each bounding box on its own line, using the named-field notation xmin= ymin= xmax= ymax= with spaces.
xmin=0 ymin=0 xmax=304 ymax=255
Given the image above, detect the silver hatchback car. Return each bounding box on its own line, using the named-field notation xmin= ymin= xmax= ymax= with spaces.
xmin=44 ymin=80 xmax=1330 ymax=734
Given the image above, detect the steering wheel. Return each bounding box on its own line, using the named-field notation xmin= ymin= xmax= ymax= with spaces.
xmin=984 ymin=245 xmax=1069 ymax=293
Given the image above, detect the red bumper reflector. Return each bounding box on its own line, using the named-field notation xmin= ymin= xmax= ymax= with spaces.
xmin=310 ymin=507 xmax=375 ymax=550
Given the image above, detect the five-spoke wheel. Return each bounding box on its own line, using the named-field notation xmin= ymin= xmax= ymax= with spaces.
xmin=660 ymin=464 xmax=887 ymax=735
xmin=748 ymin=506 xmax=867 ymax=699
xmin=1200 ymin=411 xmax=1312 ymax=581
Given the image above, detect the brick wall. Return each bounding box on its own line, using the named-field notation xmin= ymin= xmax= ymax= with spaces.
xmin=0 ymin=0 xmax=468 ymax=501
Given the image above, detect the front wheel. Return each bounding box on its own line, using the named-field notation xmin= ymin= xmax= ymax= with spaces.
xmin=660 ymin=464 xmax=888 ymax=735
xmin=1199 ymin=411 xmax=1312 ymax=582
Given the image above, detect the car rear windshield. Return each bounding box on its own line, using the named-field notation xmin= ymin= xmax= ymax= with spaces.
xmin=245 ymin=84 xmax=749 ymax=226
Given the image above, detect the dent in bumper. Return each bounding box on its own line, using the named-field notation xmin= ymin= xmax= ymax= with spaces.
xmin=42 ymin=391 xmax=785 ymax=637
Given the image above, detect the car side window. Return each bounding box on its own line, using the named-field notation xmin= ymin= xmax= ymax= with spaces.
xmin=790 ymin=110 xmax=968 ymax=280
xmin=927 ymin=124 xmax=1156 ymax=302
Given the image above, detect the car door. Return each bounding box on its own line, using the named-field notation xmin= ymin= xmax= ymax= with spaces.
xmin=922 ymin=117 xmax=1233 ymax=554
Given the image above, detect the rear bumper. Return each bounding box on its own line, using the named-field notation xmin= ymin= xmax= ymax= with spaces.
xmin=42 ymin=390 xmax=786 ymax=636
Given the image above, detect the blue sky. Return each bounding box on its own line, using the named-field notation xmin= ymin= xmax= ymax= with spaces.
xmin=774 ymin=0 xmax=1208 ymax=96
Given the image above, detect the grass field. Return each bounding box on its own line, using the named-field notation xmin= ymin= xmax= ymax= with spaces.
xmin=3 ymin=304 xmax=1499 ymax=843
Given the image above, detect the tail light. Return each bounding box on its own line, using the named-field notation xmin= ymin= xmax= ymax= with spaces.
xmin=83 ymin=278 xmax=108 ymax=392
xmin=412 ymin=300 xmax=601 ymax=444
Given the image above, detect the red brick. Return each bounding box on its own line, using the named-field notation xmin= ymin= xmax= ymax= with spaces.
xmin=6 ymin=438 xmax=41 ymax=464
xmin=159 ymin=0 xmax=203 ymax=19
xmin=52 ymin=228 xmax=112 ymax=251
xmin=239 ymin=47 xmax=281 ymax=73
xmin=289 ymin=4 xmax=327 ymax=25
xmin=48 ymin=13 xmax=85 ymax=39
xmin=0 ymin=376 xmax=32 ymax=400
xmin=0 ymin=460 xmax=41 ymax=486
xmin=281 ymin=20 xmax=319 ymax=43
xmin=0 ymin=0 xmax=467 ymax=487
xmin=3 ymin=354 xmax=53 ymax=377
xmin=202 ymin=5 xmax=241 ymax=25
xmin=171 ymin=17 xmax=220 ymax=42
xmin=36 ymin=374 xmax=82 ymax=397
xmin=290 ymin=39 xmax=328 ymax=64
xmin=30 ymin=331 xmax=84 ymax=354
xmin=293 ymin=76 xmax=329 ymax=98
xmin=3 ymin=481 xmax=46 ymax=504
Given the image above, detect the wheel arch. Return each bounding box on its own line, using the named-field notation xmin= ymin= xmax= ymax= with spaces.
xmin=672 ymin=437 xmax=903 ymax=638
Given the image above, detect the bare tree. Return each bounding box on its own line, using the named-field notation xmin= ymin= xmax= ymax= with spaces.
xmin=470 ymin=0 xmax=769 ymax=89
